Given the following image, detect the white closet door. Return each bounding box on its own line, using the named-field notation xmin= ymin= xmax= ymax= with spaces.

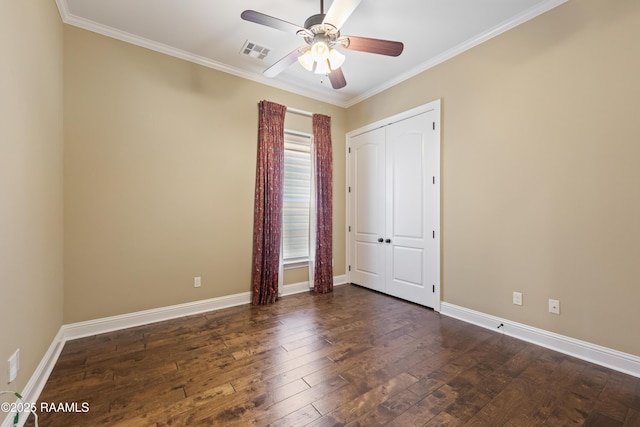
xmin=348 ymin=127 xmax=386 ymax=292
xmin=385 ymin=111 xmax=438 ymax=307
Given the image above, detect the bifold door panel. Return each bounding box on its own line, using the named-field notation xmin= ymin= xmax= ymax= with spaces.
xmin=348 ymin=108 xmax=439 ymax=308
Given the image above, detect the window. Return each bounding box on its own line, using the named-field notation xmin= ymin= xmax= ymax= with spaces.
xmin=282 ymin=132 xmax=312 ymax=265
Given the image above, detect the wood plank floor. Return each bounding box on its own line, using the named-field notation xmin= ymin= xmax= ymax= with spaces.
xmin=27 ymin=284 xmax=640 ymax=426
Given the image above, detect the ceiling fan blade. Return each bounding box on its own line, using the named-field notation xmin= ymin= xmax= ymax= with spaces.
xmin=241 ymin=10 xmax=306 ymax=35
xmin=322 ymin=0 xmax=362 ymax=31
xmin=264 ymin=47 xmax=307 ymax=78
xmin=343 ymin=36 xmax=404 ymax=57
xmin=328 ymin=68 xmax=347 ymax=89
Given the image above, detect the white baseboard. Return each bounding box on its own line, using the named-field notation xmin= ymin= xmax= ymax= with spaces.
xmin=2 ymin=275 xmax=351 ymax=427
xmin=333 ymin=274 xmax=348 ymax=286
xmin=63 ymin=291 xmax=252 ymax=341
xmin=280 ymin=281 xmax=310 ymax=295
xmin=1 ymin=328 xmax=66 ymax=427
xmin=440 ymin=302 xmax=640 ymax=378
xmin=64 ymin=274 xmax=348 ymax=341
xmin=281 ymin=274 xmax=348 ymax=296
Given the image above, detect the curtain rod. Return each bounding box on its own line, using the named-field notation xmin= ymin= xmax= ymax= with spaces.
xmin=286 ymin=107 xmax=313 ymax=118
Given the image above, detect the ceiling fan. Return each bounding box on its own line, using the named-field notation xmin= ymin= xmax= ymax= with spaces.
xmin=241 ymin=0 xmax=404 ymax=89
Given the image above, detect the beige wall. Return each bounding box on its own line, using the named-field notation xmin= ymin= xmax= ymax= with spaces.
xmin=63 ymin=26 xmax=346 ymax=323
xmin=348 ymin=0 xmax=640 ymax=356
xmin=4 ymin=0 xmax=638 ymax=396
xmin=0 ymin=1 xmax=64 ymax=390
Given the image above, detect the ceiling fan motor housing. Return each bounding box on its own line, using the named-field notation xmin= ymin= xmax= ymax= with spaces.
xmin=304 ymin=13 xmax=326 ymax=29
xmin=302 ymin=14 xmax=341 ymax=46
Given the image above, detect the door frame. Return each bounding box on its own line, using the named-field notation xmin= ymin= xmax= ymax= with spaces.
xmin=346 ymin=99 xmax=441 ymax=312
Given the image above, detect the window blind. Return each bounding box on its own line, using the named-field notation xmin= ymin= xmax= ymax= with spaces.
xmin=283 ymin=133 xmax=312 ymax=262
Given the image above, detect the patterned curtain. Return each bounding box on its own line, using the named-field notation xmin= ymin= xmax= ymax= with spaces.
xmin=312 ymin=114 xmax=333 ymax=294
xmin=251 ymin=100 xmax=287 ymax=305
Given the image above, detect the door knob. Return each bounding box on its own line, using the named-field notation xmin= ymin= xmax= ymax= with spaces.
xmin=378 ymin=238 xmax=384 ymax=243
xmin=385 ymin=239 xmax=392 ymax=244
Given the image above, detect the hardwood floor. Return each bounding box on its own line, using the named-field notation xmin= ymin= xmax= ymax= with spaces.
xmin=27 ymin=285 xmax=640 ymax=426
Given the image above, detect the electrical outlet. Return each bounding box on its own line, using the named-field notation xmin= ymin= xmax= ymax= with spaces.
xmin=194 ymin=276 xmax=201 ymax=288
xmin=513 ymin=292 xmax=523 ymax=306
xmin=549 ymin=299 xmax=560 ymax=315
xmin=8 ymin=349 xmax=19 ymax=383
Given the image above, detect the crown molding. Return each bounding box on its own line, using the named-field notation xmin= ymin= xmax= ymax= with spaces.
xmin=56 ymin=0 xmax=567 ymax=109
xmin=56 ymin=3 xmax=350 ymax=108
xmin=343 ymin=0 xmax=568 ymax=107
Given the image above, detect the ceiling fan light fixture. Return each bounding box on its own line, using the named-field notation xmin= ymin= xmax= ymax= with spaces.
xmin=298 ymin=41 xmax=345 ymax=74
xmin=310 ymin=40 xmax=330 ymax=62
xmin=328 ymin=48 xmax=345 ymax=70
xmin=314 ymin=58 xmax=331 ymax=75
xmin=298 ymin=50 xmax=315 ymax=71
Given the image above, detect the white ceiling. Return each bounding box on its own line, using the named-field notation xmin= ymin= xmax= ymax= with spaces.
xmin=56 ymin=0 xmax=566 ymax=107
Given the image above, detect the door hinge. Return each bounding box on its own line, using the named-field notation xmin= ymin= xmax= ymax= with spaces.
xmin=433 ymin=122 xmax=436 ymax=130
xmin=433 ymin=176 xmax=435 ymax=184
xmin=348 ymin=147 xmax=351 ymax=153
xmin=348 ymin=225 xmax=351 ymax=232
xmin=433 ymin=230 xmax=435 ymax=239
xmin=432 ymin=285 xmax=435 ymax=293
xmin=348 ymin=265 xmax=351 ymax=271
xmin=348 ymin=186 xmax=351 ymax=193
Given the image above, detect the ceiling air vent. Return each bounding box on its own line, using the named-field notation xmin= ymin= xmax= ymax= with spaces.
xmin=240 ymin=40 xmax=270 ymax=60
